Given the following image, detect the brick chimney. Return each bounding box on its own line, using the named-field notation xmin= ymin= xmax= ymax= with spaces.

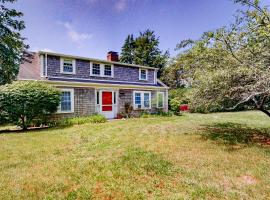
xmin=107 ymin=51 xmax=119 ymax=62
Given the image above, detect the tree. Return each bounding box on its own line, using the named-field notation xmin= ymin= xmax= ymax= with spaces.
xmin=0 ymin=81 xmax=61 ymax=130
xmin=120 ymin=34 xmax=135 ymax=64
xmin=0 ymin=0 xmax=28 ymax=85
xmin=120 ymin=29 xmax=169 ymax=77
xmin=175 ymin=0 xmax=270 ymax=117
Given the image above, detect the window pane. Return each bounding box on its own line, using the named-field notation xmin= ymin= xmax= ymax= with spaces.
xmin=144 ymin=93 xmax=150 ymax=108
xmin=104 ymin=65 xmax=112 ymax=76
xmin=61 ymin=91 xmax=71 ymax=111
xmin=63 ymin=59 xmax=73 ymax=73
xmin=92 ymin=63 xmax=100 ymax=75
xmin=140 ymin=69 xmax=147 ymax=80
xmin=158 ymin=93 xmax=164 ymax=107
xmin=135 ymin=93 xmax=141 ymax=107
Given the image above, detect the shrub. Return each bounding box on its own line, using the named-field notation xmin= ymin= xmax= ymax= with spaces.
xmin=140 ymin=111 xmax=173 ymax=118
xmin=56 ymin=114 xmax=106 ymax=126
xmin=0 ymin=110 xmax=10 ymax=125
xmin=169 ymin=88 xmax=190 ymax=115
xmin=0 ymin=81 xmax=60 ymax=130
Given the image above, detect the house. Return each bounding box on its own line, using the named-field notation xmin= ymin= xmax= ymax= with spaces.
xmin=18 ymin=51 xmax=169 ymax=119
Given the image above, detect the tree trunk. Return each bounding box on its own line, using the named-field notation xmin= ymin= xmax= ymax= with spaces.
xmin=258 ymin=108 xmax=270 ymax=117
xmin=20 ymin=115 xmax=28 ymax=131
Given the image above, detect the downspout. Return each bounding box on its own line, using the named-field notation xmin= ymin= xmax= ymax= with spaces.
xmin=45 ymin=53 xmax=48 ymax=77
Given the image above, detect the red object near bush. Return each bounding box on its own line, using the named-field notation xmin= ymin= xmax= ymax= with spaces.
xmin=180 ymin=104 xmax=189 ymax=111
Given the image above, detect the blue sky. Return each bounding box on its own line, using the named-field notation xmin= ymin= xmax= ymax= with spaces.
xmin=10 ymin=0 xmax=270 ymax=59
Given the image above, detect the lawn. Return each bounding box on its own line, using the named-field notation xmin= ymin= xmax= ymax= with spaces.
xmin=0 ymin=111 xmax=269 ymax=200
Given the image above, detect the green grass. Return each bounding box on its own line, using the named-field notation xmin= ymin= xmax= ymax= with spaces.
xmin=0 ymin=111 xmax=269 ymax=199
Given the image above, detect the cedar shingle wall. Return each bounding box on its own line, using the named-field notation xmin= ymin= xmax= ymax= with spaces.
xmin=47 ymin=55 xmax=155 ymax=84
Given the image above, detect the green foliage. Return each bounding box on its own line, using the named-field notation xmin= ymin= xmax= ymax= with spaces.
xmin=120 ymin=29 xmax=169 ymax=77
xmin=140 ymin=110 xmax=173 ymax=118
xmin=0 ymin=0 xmax=28 ymax=85
xmin=119 ymin=34 xmax=135 ymax=64
xmin=169 ymin=88 xmax=190 ymax=115
xmin=0 ymin=81 xmax=60 ymax=129
xmin=170 ymin=0 xmax=270 ymax=116
xmin=55 ymin=114 xmax=106 ymax=127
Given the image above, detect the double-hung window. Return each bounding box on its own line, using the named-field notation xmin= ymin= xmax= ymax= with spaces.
xmin=133 ymin=91 xmax=151 ymax=109
xmin=90 ymin=63 xmax=114 ymax=77
xmin=104 ymin=65 xmax=112 ymax=77
xmin=92 ymin=63 xmax=101 ymax=76
xmin=61 ymin=58 xmax=75 ymax=74
xmin=139 ymin=68 xmax=148 ymax=81
xmin=58 ymin=89 xmax=74 ymax=113
xmin=157 ymin=92 xmax=165 ymax=108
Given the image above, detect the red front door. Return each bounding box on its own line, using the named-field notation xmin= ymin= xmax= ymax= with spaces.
xmin=102 ymin=91 xmax=113 ymax=111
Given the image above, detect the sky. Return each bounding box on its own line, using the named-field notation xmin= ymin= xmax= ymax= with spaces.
xmin=9 ymin=0 xmax=270 ymax=60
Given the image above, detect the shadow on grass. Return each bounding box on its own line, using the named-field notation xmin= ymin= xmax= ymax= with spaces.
xmin=200 ymin=122 xmax=270 ymax=147
xmin=0 ymin=124 xmax=73 ymax=135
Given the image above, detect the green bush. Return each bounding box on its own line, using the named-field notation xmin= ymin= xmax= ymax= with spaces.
xmin=0 ymin=111 xmax=10 ymax=125
xmin=168 ymin=88 xmax=190 ymax=115
xmin=0 ymin=81 xmax=60 ymax=130
xmin=56 ymin=114 xmax=106 ymax=126
xmin=140 ymin=111 xmax=173 ymax=118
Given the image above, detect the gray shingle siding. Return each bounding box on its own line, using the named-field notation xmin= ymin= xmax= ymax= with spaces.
xmin=47 ymin=55 xmax=155 ymax=84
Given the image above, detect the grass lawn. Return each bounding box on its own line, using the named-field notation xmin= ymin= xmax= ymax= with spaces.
xmin=0 ymin=111 xmax=269 ymax=199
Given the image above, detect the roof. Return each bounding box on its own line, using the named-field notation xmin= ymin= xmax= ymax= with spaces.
xmin=39 ymin=51 xmax=158 ymax=70
xmin=47 ymin=77 xmax=166 ymax=88
xmin=17 ymin=51 xmax=169 ymax=89
xmin=17 ymin=52 xmax=41 ymax=80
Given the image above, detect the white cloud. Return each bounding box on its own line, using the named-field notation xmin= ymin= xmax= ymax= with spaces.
xmin=61 ymin=22 xmax=93 ymax=47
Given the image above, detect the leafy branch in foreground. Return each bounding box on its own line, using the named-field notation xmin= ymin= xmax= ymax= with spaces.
xmin=0 ymin=0 xmax=29 ymax=85
xmin=174 ymin=0 xmax=270 ymax=116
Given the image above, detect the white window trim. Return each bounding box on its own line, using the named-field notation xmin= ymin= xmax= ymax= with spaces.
xmin=57 ymin=88 xmax=74 ymax=113
xmin=139 ymin=68 xmax=148 ymax=81
xmin=157 ymin=92 xmax=165 ymax=108
xmin=103 ymin=64 xmax=114 ymax=78
xmin=133 ymin=91 xmax=151 ymax=110
xmin=60 ymin=58 xmax=76 ymax=74
xmin=90 ymin=62 xmax=114 ymax=78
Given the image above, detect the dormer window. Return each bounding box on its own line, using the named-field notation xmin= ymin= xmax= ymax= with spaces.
xmin=104 ymin=65 xmax=112 ymax=77
xmin=92 ymin=63 xmax=101 ymax=75
xmin=139 ymin=68 xmax=148 ymax=81
xmin=90 ymin=62 xmax=114 ymax=77
xmin=61 ymin=58 xmax=76 ymax=74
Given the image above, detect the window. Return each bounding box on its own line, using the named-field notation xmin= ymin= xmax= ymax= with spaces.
xmin=139 ymin=68 xmax=148 ymax=80
xmin=144 ymin=93 xmax=150 ymax=108
xmin=92 ymin=63 xmax=101 ymax=75
xmin=90 ymin=62 xmax=114 ymax=77
xmin=133 ymin=91 xmax=151 ymax=109
xmin=157 ymin=92 xmax=164 ymax=108
xmin=96 ymin=91 xmax=100 ymax=105
xmin=113 ymin=91 xmax=117 ymax=104
xmin=104 ymin=65 xmax=112 ymax=76
xmin=61 ymin=58 xmax=75 ymax=74
xmin=58 ymin=89 xmax=74 ymax=113
xmin=135 ymin=92 xmax=142 ymax=109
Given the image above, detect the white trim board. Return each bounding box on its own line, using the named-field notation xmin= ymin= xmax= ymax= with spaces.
xmin=39 ymin=51 xmax=158 ymax=70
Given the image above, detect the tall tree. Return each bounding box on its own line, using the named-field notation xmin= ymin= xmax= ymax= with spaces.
xmin=173 ymin=0 xmax=270 ymax=117
xmin=120 ymin=34 xmax=135 ymax=64
xmin=0 ymin=0 xmax=28 ymax=85
xmin=120 ymin=29 xmax=169 ymax=77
